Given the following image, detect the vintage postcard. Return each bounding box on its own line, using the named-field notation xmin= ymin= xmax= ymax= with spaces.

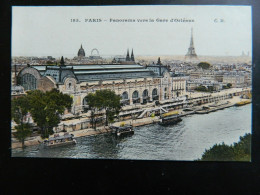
xmin=11 ymin=5 xmax=252 ymax=161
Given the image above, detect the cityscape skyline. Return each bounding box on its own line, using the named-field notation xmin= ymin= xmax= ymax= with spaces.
xmin=12 ymin=6 xmax=252 ymax=57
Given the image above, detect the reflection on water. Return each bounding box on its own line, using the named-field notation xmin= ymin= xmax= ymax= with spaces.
xmin=12 ymin=104 xmax=251 ymax=161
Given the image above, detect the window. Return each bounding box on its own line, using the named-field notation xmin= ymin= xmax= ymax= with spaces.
xmin=122 ymin=91 xmax=128 ymax=100
xmin=142 ymin=89 xmax=148 ymax=98
xmin=132 ymin=91 xmax=139 ymax=98
xmin=20 ymin=73 xmax=37 ymax=91
xmin=152 ymin=88 xmax=158 ymax=101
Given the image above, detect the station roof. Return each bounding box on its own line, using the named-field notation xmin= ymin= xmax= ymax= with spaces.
xmin=75 ymin=69 xmax=151 ymax=74
xmin=31 ymin=63 xmax=159 ymax=82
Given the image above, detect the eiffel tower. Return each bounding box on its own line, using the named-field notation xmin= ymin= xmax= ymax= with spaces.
xmin=185 ymin=28 xmax=198 ymax=60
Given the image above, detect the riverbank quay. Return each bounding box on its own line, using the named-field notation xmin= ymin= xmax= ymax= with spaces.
xmin=11 ymin=88 xmax=251 ymax=149
xmin=11 ymin=116 xmax=161 ymax=149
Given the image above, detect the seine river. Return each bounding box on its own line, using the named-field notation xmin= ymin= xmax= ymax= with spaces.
xmin=12 ymin=104 xmax=251 ymax=161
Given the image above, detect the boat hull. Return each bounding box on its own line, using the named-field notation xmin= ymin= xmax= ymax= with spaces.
xmin=44 ymin=140 xmax=76 ymax=148
xmin=116 ymin=130 xmax=134 ymax=136
xmin=235 ymin=101 xmax=251 ymax=106
xmin=159 ymin=117 xmax=182 ymax=126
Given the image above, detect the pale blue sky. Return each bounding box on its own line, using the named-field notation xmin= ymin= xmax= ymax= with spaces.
xmin=12 ymin=5 xmax=252 ymax=57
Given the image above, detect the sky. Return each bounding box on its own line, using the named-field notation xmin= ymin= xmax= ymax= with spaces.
xmin=12 ymin=5 xmax=252 ymax=58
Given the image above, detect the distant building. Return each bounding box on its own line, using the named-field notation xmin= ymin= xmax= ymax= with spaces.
xmin=11 ymin=85 xmax=25 ymax=99
xmin=223 ymin=72 xmax=245 ymax=88
xmin=47 ymin=56 xmax=55 ymax=60
xmin=187 ymin=78 xmax=222 ymax=91
xmin=112 ymin=49 xmax=135 ymax=64
xmin=185 ymin=28 xmax=198 ymax=60
xmin=77 ymin=44 xmax=85 ymax=57
xmin=146 ymin=57 xmax=169 ymax=76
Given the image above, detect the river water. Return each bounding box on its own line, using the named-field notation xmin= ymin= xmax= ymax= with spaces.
xmin=12 ymin=104 xmax=251 ymax=161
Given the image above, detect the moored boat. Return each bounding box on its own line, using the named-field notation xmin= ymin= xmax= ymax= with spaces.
xmin=110 ymin=125 xmax=134 ymax=136
xmin=159 ymin=112 xmax=182 ymax=126
xmin=43 ymin=133 xmax=76 ymax=148
xmin=235 ymin=100 xmax=251 ymax=106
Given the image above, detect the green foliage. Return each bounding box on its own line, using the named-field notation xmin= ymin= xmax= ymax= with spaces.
xmin=200 ymin=143 xmax=236 ymax=161
xmin=233 ymin=133 xmax=251 ymax=161
xmin=46 ymin=61 xmax=56 ymax=65
xmin=195 ymin=85 xmax=207 ymax=92
xmin=195 ymin=85 xmax=214 ymax=92
xmin=199 ymin=133 xmax=251 ymax=161
xmin=11 ymin=96 xmax=31 ymax=125
xmin=86 ymin=89 xmax=121 ymax=128
xmin=223 ymin=83 xmax=232 ymax=89
xmin=86 ymin=93 xmax=100 ymax=129
xmin=197 ymin=62 xmax=211 ymax=69
xmin=15 ymin=89 xmax=73 ymax=138
xmin=13 ymin=123 xmax=32 ymax=148
xmin=207 ymin=86 xmax=214 ymax=92
xmin=227 ymin=83 xmax=232 ymax=88
xmin=12 ymin=97 xmax=32 ymax=148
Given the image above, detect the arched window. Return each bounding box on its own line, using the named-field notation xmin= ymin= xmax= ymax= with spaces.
xmin=132 ymin=91 xmax=139 ymax=99
xmin=122 ymin=91 xmax=128 ymax=100
xmin=20 ymin=73 xmax=37 ymax=91
xmin=82 ymin=96 xmax=89 ymax=112
xmin=152 ymin=88 xmax=158 ymax=101
xmin=142 ymin=89 xmax=149 ymax=104
xmin=142 ymin=89 xmax=148 ymax=98
xmin=152 ymin=88 xmax=157 ymax=96
xmin=132 ymin=91 xmax=140 ymax=104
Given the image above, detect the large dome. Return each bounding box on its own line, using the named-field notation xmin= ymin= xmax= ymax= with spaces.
xmin=78 ymin=44 xmax=85 ymax=57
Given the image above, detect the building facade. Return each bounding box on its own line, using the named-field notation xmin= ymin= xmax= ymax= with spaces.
xmin=223 ymin=72 xmax=245 ymax=88
xmin=15 ymin=56 xmax=187 ymax=115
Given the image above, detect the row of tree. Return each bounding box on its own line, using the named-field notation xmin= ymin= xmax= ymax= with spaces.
xmin=223 ymin=83 xmax=232 ymax=89
xmin=86 ymin=89 xmax=121 ymax=129
xmin=12 ymin=89 xmax=122 ymax=148
xmin=194 ymin=85 xmax=214 ymax=92
xmin=12 ymin=89 xmax=73 ymax=147
xmin=198 ymin=133 xmax=251 ymax=161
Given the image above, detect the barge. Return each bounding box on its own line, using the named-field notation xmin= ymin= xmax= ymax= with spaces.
xmin=110 ymin=125 xmax=134 ymax=136
xmin=43 ymin=133 xmax=76 ymax=148
xmin=235 ymin=100 xmax=251 ymax=106
xmin=159 ymin=111 xmax=182 ymax=126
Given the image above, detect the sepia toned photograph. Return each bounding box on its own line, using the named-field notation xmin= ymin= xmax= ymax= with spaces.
xmin=11 ymin=5 xmax=252 ymax=161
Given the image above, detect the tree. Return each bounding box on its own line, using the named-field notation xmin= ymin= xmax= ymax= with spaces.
xmin=200 ymin=143 xmax=236 ymax=161
xmin=199 ymin=133 xmax=251 ymax=161
xmin=12 ymin=96 xmax=30 ymax=125
xmin=233 ymin=133 xmax=251 ymax=161
xmin=86 ymin=92 xmax=101 ymax=130
xmin=86 ymin=89 xmax=121 ymax=128
xmin=207 ymin=86 xmax=214 ymax=92
xmin=195 ymin=85 xmax=207 ymax=92
xmin=197 ymin=62 xmax=211 ymax=69
xmin=13 ymin=123 xmax=32 ymax=149
xmin=26 ymin=89 xmax=73 ymax=138
xmin=46 ymin=61 xmax=55 ymax=65
xmin=96 ymin=90 xmax=121 ymax=126
xmin=223 ymin=83 xmax=232 ymax=89
xmin=11 ymin=96 xmax=32 ymax=148
xmin=227 ymin=83 xmax=232 ymax=88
